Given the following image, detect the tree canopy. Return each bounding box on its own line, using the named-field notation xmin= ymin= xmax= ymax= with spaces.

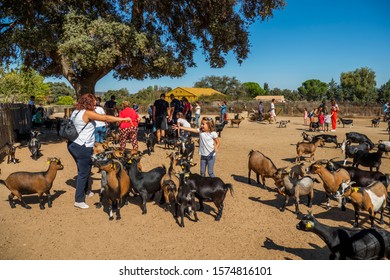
xmin=298 ymin=79 xmax=328 ymax=101
xmin=0 ymin=0 xmax=285 ymax=98
xmin=340 ymin=67 xmax=377 ymax=102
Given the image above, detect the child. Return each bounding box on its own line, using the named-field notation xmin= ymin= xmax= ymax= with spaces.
xmin=173 ymin=116 xmax=220 ymax=177
xmin=324 ymin=110 xmax=331 ymax=132
xmin=318 ymin=110 xmax=325 ymax=131
xmin=176 ymin=112 xmax=191 ymax=149
xmin=303 ymin=108 xmax=308 ymax=126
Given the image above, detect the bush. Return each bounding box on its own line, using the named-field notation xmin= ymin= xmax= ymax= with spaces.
xmin=56 ymin=96 xmax=75 ymax=105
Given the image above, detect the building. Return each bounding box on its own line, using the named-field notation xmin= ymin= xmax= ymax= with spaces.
xmin=167 ymin=87 xmax=225 ymax=102
xmin=254 ymin=95 xmax=285 ymax=103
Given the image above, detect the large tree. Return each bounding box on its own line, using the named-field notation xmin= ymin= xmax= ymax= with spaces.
xmin=0 ymin=0 xmax=285 ymax=98
xmin=194 ymin=75 xmax=244 ymax=97
xmin=340 ymin=67 xmax=377 ymax=102
xmin=298 ymin=79 xmax=328 ymax=101
xmin=378 ymin=79 xmax=390 ymax=104
xmin=242 ymin=82 xmax=264 ymax=98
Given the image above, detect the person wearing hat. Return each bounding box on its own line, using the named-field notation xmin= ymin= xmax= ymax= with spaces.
xmin=153 ymin=93 xmax=170 ymax=143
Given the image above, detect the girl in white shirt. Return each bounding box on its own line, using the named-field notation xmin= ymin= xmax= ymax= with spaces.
xmin=173 ymin=116 xmax=220 ymax=177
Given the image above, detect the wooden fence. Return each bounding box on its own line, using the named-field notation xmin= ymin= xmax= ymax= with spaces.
xmin=0 ymin=103 xmax=32 ymax=149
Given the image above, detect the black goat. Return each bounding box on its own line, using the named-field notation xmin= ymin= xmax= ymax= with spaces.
xmin=145 ymin=132 xmax=157 ymax=155
xmin=346 ymin=132 xmax=374 ymax=150
xmin=180 ymin=137 xmax=195 ymax=161
xmin=296 ymin=211 xmax=390 ymax=259
xmin=312 ymin=134 xmax=339 ymax=148
xmin=326 ymin=159 xmax=388 ymax=188
xmin=338 ymin=118 xmax=354 ymax=128
xmin=178 ymin=159 xmax=233 ymax=221
xmin=126 ymin=157 xmax=166 ymax=214
xmin=340 ymin=139 xmax=370 ymax=165
xmin=4 ymin=142 xmax=17 ymax=164
xmin=28 ymin=130 xmax=42 ymax=160
xmin=175 ymin=174 xmax=198 ymax=227
xmin=352 ymin=149 xmax=383 ymax=172
xmin=215 ymin=120 xmax=228 ymax=137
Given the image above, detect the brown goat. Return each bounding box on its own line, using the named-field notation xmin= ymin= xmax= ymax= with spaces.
xmin=247 ymin=150 xmax=281 ymax=190
xmin=307 ymin=161 xmax=350 ymax=210
xmin=336 ymin=180 xmax=387 ymax=227
xmin=0 ymin=157 xmax=64 ymax=209
xmin=96 ymin=159 xmax=131 ymax=220
xmin=296 ymin=138 xmax=324 ymax=163
xmin=3 ymin=142 xmax=17 ymax=164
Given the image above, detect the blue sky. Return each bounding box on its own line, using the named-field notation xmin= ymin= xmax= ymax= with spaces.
xmin=48 ymin=0 xmax=390 ymax=94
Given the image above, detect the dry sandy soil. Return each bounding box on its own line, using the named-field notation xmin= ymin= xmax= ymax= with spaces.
xmin=0 ymin=116 xmax=389 ymax=260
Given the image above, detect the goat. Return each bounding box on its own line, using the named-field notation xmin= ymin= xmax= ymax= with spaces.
xmin=3 ymin=142 xmax=17 ymax=164
xmin=94 ymin=159 xmax=131 ymax=220
xmin=247 ymin=150 xmax=281 ymax=190
xmin=160 ymin=152 xmax=180 ymax=211
xmin=338 ymin=118 xmax=354 ymax=128
xmin=13 ymin=128 xmax=31 ymax=145
xmin=326 ymin=159 xmax=388 ymax=188
xmin=352 ymin=149 xmax=383 ymax=172
xmin=346 ymin=132 xmax=374 ymax=150
xmin=278 ymin=120 xmax=290 ymax=128
xmin=215 ymin=120 xmax=228 ymax=137
xmin=175 ymin=173 xmax=198 ymax=227
xmin=377 ymin=140 xmax=390 ymax=155
xmin=336 ymin=180 xmax=387 ymax=227
xmin=312 ymin=134 xmax=339 ymax=148
xmin=145 ymin=132 xmax=157 ymax=155
xmin=0 ymin=157 xmax=64 ymax=209
xmin=178 ymin=159 xmax=233 ymax=221
xmin=289 ymin=163 xmax=306 ymax=179
xmin=371 ymin=117 xmax=381 ymax=127
xmin=296 ymin=138 xmax=324 ymax=163
xmin=306 ymin=161 xmax=350 ymax=210
xmin=141 ymin=116 xmax=154 ymax=133
xmin=301 ymin=131 xmax=314 ymax=142
xmin=28 ymin=130 xmax=42 ymax=160
xmin=162 ymin=136 xmax=181 ymax=150
xmin=273 ymin=168 xmax=319 ymax=215
xmin=296 ymin=211 xmax=390 ymax=259
xmin=230 ymin=117 xmax=244 ymax=127
xmin=126 ymin=156 xmax=166 ymax=214
xmin=340 ymin=139 xmax=370 ymax=165
xmin=180 ymin=137 xmax=195 ymax=161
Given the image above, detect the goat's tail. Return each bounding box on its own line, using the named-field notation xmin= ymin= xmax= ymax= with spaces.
xmin=224 ymin=183 xmax=234 ymax=197
xmin=0 ymin=179 xmax=5 ymax=186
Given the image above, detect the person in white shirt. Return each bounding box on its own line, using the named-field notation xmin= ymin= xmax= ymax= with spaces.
xmin=176 ymin=112 xmax=191 ymax=149
xmin=68 ymin=93 xmax=131 ymax=209
xmin=194 ymin=102 xmax=201 ymax=127
xmin=94 ymin=97 xmax=107 ymax=143
xmin=173 ymin=116 xmax=220 ymax=177
xmin=269 ymin=98 xmax=276 ymax=123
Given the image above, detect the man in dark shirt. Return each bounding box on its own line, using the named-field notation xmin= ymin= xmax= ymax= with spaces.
xmin=153 ymin=93 xmax=169 ymax=143
xmin=168 ymin=94 xmax=181 ymax=124
xmin=104 ymin=95 xmax=117 ymax=116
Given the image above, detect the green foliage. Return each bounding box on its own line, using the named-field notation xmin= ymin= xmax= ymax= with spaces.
xmin=102 ymin=88 xmax=130 ymax=105
xmin=263 ymin=83 xmax=270 ymax=94
xmin=56 ymin=95 xmax=75 ymax=105
xmin=340 ymin=67 xmax=377 ymax=102
xmin=0 ymin=1 xmax=285 ymax=97
xmin=298 ymin=79 xmax=328 ymax=101
xmin=242 ymin=82 xmax=265 ymax=98
xmin=378 ymin=80 xmax=390 ymax=104
xmin=47 ymin=82 xmax=75 ymax=104
xmin=0 ymin=68 xmax=50 ymax=103
xmin=194 ymin=75 xmax=244 ymax=98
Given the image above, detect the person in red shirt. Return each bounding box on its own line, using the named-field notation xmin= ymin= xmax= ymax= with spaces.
xmin=118 ymin=101 xmax=140 ymax=150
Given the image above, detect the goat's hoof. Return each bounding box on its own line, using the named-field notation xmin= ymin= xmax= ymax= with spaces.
xmin=109 ymin=217 xmax=114 ymax=221
xmin=215 ymin=217 xmax=221 ymax=221
xmin=10 ymin=204 xmax=16 ymax=209
xmin=353 ymin=223 xmax=358 ymax=228
xmin=180 ymin=224 xmax=184 ymax=228
xmin=48 ymin=204 xmax=52 ymax=208
xmin=39 ymin=206 xmax=45 ymax=210
xmin=280 ymin=208 xmax=285 ymax=212
xmin=25 ymin=205 xmax=32 ymax=210
xmin=116 ymin=216 xmax=121 ymax=220
xmin=96 ymin=204 xmax=102 ymax=209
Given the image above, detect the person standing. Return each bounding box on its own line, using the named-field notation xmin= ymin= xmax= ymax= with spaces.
xmin=67 ymin=93 xmax=131 ymax=209
xmin=269 ymin=99 xmax=277 ymax=123
xmin=324 ymin=109 xmax=331 ymax=132
xmin=119 ymin=101 xmax=140 ymax=150
xmin=318 ymin=110 xmax=325 ymax=131
xmin=303 ymin=108 xmax=308 ymax=126
xmin=28 ymin=95 xmax=36 ymax=117
xmin=330 ymin=99 xmax=339 ymax=132
xmin=218 ymin=101 xmax=227 ymax=123
xmin=173 ymin=117 xmax=220 ymax=177
xmin=132 ymin=102 xmax=139 ymax=113
xmin=182 ymin=97 xmax=192 ymax=123
xmin=169 ymin=94 xmax=181 ymax=124
xmin=258 ymin=101 xmax=264 ymax=121
xmin=104 ymin=95 xmax=118 ymax=131
xmin=194 ymin=102 xmax=201 ymax=127
xmin=153 ymin=93 xmax=170 ymax=143
xmin=94 ymin=97 xmax=107 ymax=143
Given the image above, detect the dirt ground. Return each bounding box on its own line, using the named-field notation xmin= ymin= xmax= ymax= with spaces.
xmin=0 ymin=115 xmax=389 ymax=260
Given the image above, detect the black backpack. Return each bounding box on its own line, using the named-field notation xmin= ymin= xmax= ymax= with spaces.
xmin=59 ymin=111 xmax=88 ymax=142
